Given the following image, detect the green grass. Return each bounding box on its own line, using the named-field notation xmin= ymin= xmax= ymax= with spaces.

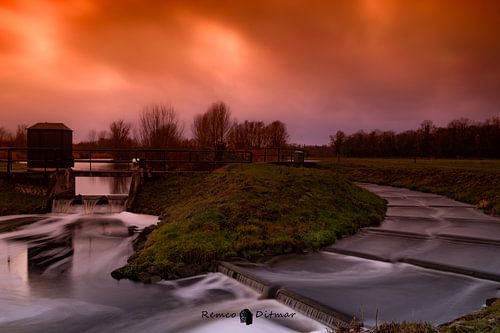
xmin=439 ymin=300 xmax=500 ymax=333
xmin=112 ymin=163 xmax=386 ymax=282
xmin=332 ymin=301 xmax=500 ymax=333
xmin=0 ymin=179 xmax=46 ymax=215
xmin=320 ymin=158 xmax=500 ymax=215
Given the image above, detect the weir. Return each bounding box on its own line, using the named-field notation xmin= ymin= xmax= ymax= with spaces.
xmin=48 ymin=169 xmax=141 ymax=214
xmin=218 ymin=184 xmax=500 ymax=329
xmin=52 ymin=195 xmax=129 ymax=214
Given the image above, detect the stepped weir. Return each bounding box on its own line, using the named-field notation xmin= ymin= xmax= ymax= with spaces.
xmin=218 ymin=184 xmax=500 ymax=329
xmin=48 ymin=169 xmax=141 ymax=214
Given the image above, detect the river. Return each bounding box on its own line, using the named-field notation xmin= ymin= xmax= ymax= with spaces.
xmin=0 ymin=212 xmax=324 ymax=333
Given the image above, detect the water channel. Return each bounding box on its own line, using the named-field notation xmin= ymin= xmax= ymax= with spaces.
xmin=0 ymin=169 xmax=325 ymax=332
xmin=1 ymin=178 xmax=499 ymax=332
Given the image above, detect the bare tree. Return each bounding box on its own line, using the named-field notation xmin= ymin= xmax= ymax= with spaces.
xmin=139 ymin=104 xmax=184 ymax=148
xmin=192 ymin=101 xmax=233 ymax=149
xmin=87 ymin=130 xmax=98 ymax=144
xmin=329 ymin=130 xmax=345 ymax=161
xmin=109 ymin=120 xmax=133 ymax=148
xmin=264 ymin=120 xmax=289 ymax=147
xmin=417 ymin=120 xmax=435 ymax=157
xmin=12 ymin=124 xmax=27 ymax=147
xmin=0 ymin=127 xmax=13 ymax=146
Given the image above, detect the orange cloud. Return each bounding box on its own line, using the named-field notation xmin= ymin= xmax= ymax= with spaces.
xmin=0 ymin=0 xmax=499 ymax=144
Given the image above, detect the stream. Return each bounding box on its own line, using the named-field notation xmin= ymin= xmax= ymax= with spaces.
xmin=0 ymin=212 xmax=324 ymax=333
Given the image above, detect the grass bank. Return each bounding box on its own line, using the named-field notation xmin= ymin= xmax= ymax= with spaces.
xmin=439 ymin=299 xmax=500 ymax=333
xmin=320 ymin=158 xmax=500 ymax=215
xmin=112 ymin=163 xmax=385 ymax=282
xmin=334 ymin=299 xmax=500 ymax=333
xmin=0 ymin=179 xmax=46 ymax=215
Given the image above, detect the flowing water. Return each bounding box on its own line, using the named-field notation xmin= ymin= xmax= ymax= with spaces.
xmin=3 ymin=180 xmax=499 ymax=332
xmin=0 ymin=213 xmax=324 ymax=333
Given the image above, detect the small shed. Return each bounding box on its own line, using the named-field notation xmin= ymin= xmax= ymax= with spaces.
xmin=27 ymin=123 xmax=74 ymax=168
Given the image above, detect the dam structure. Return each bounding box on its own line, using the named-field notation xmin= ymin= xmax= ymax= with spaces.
xmin=219 ymin=184 xmax=500 ymax=328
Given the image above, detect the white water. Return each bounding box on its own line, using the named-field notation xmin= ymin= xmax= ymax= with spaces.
xmin=52 ymin=196 xmax=129 ymax=214
xmin=0 ymin=213 xmax=324 ymax=333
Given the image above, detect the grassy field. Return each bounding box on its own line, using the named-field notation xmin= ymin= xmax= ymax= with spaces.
xmin=333 ymin=300 xmax=500 ymax=333
xmin=320 ymin=158 xmax=500 ymax=215
xmin=0 ymin=162 xmax=28 ymax=172
xmin=0 ymin=179 xmax=46 ymax=215
xmin=112 ymin=163 xmax=386 ymax=282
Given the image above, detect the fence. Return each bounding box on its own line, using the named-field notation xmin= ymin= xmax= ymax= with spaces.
xmin=0 ymin=147 xmax=306 ymax=177
xmin=0 ymin=147 xmax=254 ymax=176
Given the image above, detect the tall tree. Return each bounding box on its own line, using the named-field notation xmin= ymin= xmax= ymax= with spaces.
xmin=12 ymin=124 xmax=27 ymax=147
xmin=329 ymin=130 xmax=345 ymax=161
xmin=265 ymin=120 xmax=289 ymax=147
xmin=139 ymin=104 xmax=183 ymax=148
xmin=192 ymin=101 xmax=233 ymax=149
xmin=418 ymin=120 xmax=435 ymax=157
xmin=109 ymin=120 xmax=133 ymax=148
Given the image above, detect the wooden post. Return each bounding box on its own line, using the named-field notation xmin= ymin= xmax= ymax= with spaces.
xmin=44 ymin=149 xmax=47 ymax=174
xmin=7 ymin=148 xmax=12 ymax=177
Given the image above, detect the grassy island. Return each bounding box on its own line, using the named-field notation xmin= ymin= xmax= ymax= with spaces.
xmin=112 ymin=163 xmax=386 ymax=282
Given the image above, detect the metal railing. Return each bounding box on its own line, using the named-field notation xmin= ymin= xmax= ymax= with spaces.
xmin=250 ymin=148 xmax=306 ymax=163
xmin=0 ymin=147 xmax=305 ymax=177
xmin=0 ymin=147 xmax=254 ymax=176
xmin=0 ymin=147 xmax=69 ymax=176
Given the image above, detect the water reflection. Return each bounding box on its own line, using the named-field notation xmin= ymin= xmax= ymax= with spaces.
xmin=75 ymin=177 xmax=131 ymax=195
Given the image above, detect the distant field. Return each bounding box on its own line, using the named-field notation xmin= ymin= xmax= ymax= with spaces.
xmin=320 ymin=158 xmax=500 ymax=215
xmin=316 ymin=157 xmax=500 ymax=172
xmin=0 ymin=162 xmax=27 ymax=172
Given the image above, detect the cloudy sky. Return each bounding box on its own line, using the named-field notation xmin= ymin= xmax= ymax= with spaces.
xmin=1 ymin=0 xmax=499 ymax=144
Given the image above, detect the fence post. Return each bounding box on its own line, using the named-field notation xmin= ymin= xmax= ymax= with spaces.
xmin=44 ymin=149 xmax=47 ymax=174
xmin=55 ymin=148 xmax=59 ymax=172
xmin=7 ymin=148 xmax=12 ymax=177
xmin=163 ymin=150 xmax=167 ymax=171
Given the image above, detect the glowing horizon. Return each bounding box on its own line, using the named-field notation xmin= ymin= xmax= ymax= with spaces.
xmin=1 ymin=0 xmax=499 ymax=144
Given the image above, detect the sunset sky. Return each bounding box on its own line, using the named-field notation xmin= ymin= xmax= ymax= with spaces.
xmin=1 ymin=0 xmax=499 ymax=144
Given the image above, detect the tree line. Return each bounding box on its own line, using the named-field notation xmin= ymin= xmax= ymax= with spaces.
xmin=76 ymin=101 xmax=289 ymax=151
xmin=330 ymin=118 xmax=500 ymax=159
xmin=0 ymin=125 xmax=27 ymax=147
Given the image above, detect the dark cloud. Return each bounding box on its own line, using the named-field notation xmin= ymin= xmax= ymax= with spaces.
xmin=0 ymin=0 xmax=499 ymax=144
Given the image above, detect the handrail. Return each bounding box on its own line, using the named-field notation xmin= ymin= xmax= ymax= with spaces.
xmin=0 ymin=147 xmax=305 ymax=177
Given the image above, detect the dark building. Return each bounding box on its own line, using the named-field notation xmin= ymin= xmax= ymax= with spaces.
xmin=27 ymin=123 xmax=74 ymax=168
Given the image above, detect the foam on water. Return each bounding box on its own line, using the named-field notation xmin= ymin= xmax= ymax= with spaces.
xmin=0 ymin=213 xmax=325 ymax=333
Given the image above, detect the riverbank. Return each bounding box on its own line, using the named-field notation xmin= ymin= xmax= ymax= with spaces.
xmin=321 ymin=158 xmax=500 ymax=215
xmin=112 ymin=163 xmax=386 ymax=282
xmin=340 ymin=299 xmax=499 ymax=333
xmin=0 ymin=179 xmax=46 ymax=216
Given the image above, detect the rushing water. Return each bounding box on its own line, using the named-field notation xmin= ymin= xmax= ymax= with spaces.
xmin=0 ymin=213 xmax=324 ymax=333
